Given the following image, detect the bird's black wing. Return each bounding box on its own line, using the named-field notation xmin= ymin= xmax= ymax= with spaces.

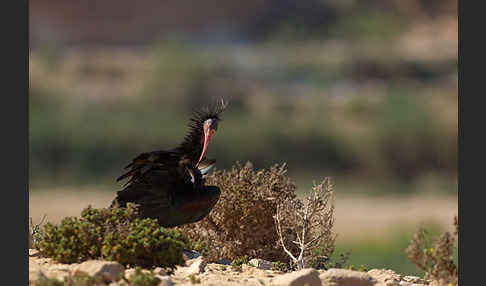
xmin=113 ymin=149 xmax=201 ymax=204
xmin=116 ymin=150 xmax=179 ymax=186
xmin=111 ymin=164 xmax=202 ymax=216
xmin=111 ymin=169 xmax=174 ymax=208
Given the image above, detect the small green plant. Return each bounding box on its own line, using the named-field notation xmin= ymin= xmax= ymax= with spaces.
xmin=406 ymin=216 xmax=458 ymax=286
xmin=271 ymin=261 xmax=290 ymax=272
xmin=347 ymin=264 xmax=368 ymax=272
xmin=188 ymin=274 xmax=201 ymax=284
xmin=310 ymin=251 xmax=351 ymax=270
xmin=231 ymin=255 xmax=250 ymax=267
xmin=230 ymin=255 xmax=250 ymax=272
xmin=188 ymin=239 xmax=210 ymax=257
xmin=35 ymin=204 xmax=189 ymax=268
xmin=120 ymin=267 xmax=161 ymax=286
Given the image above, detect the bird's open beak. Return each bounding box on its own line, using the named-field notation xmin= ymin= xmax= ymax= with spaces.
xmin=196 ymin=125 xmax=216 ymax=168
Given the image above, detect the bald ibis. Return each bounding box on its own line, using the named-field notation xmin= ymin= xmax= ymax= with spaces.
xmin=110 ymin=101 xmax=226 ymax=227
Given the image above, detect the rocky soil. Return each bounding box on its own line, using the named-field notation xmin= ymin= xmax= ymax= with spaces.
xmin=29 ymin=249 xmax=431 ymax=286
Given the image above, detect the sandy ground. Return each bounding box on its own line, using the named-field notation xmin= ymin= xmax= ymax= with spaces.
xmin=29 ymin=188 xmax=457 ymax=242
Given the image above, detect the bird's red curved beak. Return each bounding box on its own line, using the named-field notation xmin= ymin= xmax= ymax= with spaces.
xmin=196 ymin=123 xmax=216 ymax=168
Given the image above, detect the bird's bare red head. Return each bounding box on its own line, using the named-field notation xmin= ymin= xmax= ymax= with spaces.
xmin=178 ymin=98 xmax=227 ymax=166
xmin=196 ymin=118 xmax=218 ymax=167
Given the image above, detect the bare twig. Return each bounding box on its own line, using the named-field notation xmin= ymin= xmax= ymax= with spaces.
xmin=29 ymin=215 xmax=47 ymax=248
xmin=274 ymin=205 xmax=298 ymax=263
xmin=273 ymin=178 xmax=336 ymax=270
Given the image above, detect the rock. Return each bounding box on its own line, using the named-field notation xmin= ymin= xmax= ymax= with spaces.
xmin=249 ymin=258 xmax=272 ymax=270
xmin=29 ymin=259 xmax=45 ymax=284
xmin=186 ymin=256 xmax=207 ymax=275
xmin=242 ymin=263 xmax=266 ymax=275
xmin=242 ymin=264 xmax=254 ymax=273
xmin=157 ymin=275 xmax=174 ymax=286
xmin=272 ymin=268 xmax=322 ymax=286
xmin=72 ymin=260 xmax=125 ymax=283
xmin=42 ymin=263 xmax=75 ymax=281
xmin=29 ymin=249 xmax=40 ymax=257
xmin=124 ymin=268 xmax=153 ymax=279
xmin=319 ymin=269 xmax=377 ymax=286
xmin=28 ymin=259 xmax=71 ymax=283
xmin=399 ymin=282 xmax=412 ymax=286
xmin=185 ymin=257 xmax=198 ymax=267
xmin=124 ymin=269 xmax=173 ymax=285
xmin=153 ymin=267 xmax=168 ymax=276
xmin=46 ymin=264 xmax=75 ymax=272
xmin=44 ymin=270 xmax=71 ymax=281
xmin=402 ymin=276 xmax=424 ymax=284
xmin=183 ymin=249 xmax=201 ymax=261
xmin=368 ymin=269 xmax=403 ymax=286
xmin=215 ymin=258 xmax=232 ymax=265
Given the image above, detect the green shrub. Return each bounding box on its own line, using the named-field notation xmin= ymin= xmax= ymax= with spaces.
xmin=187 ymin=239 xmax=210 ymax=258
xmin=347 ymin=264 xmax=368 ymax=272
xmin=230 ymin=255 xmax=251 ymax=271
xmin=230 ymin=255 xmax=250 ymax=267
xmin=120 ymin=267 xmax=161 ymax=286
xmin=271 ymin=261 xmax=290 ymax=272
xmin=310 ymin=251 xmax=350 ymax=270
xmin=188 ymin=274 xmax=201 ymax=284
xmin=177 ymin=162 xmax=300 ymax=262
xmin=406 ymin=216 xmax=458 ymax=286
xmin=34 ymin=204 xmax=189 ymax=268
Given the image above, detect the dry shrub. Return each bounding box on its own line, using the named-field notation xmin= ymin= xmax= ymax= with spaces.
xmin=274 ymin=178 xmax=336 ymax=269
xmin=406 ymin=216 xmax=458 ymax=286
xmin=177 ymin=161 xmax=300 ymax=262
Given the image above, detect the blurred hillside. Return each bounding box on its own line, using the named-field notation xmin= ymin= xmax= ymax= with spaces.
xmin=29 ymin=1 xmax=457 ymax=195
xmin=30 ymin=0 xmax=456 ymax=46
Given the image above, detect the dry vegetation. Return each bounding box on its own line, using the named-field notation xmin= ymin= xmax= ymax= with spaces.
xmin=31 ymin=161 xmax=340 ymax=271
xmin=177 ymin=161 xmax=300 ymax=263
xmin=29 ymin=162 xmax=459 ymax=285
xmin=406 ymin=216 xmax=458 ymax=286
xmin=177 ymin=161 xmax=340 ymax=271
xmin=274 ymin=178 xmax=336 ymax=270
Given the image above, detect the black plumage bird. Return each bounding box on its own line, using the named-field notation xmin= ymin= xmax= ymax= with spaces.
xmin=111 ymin=101 xmax=226 ymax=227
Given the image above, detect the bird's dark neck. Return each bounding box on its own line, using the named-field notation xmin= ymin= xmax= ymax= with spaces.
xmin=175 ymin=131 xmax=203 ymax=164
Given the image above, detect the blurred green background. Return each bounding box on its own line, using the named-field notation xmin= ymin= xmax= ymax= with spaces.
xmin=29 ymin=0 xmax=457 ymax=275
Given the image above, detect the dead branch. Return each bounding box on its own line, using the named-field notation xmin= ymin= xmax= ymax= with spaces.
xmin=273 ymin=178 xmax=336 ymax=270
